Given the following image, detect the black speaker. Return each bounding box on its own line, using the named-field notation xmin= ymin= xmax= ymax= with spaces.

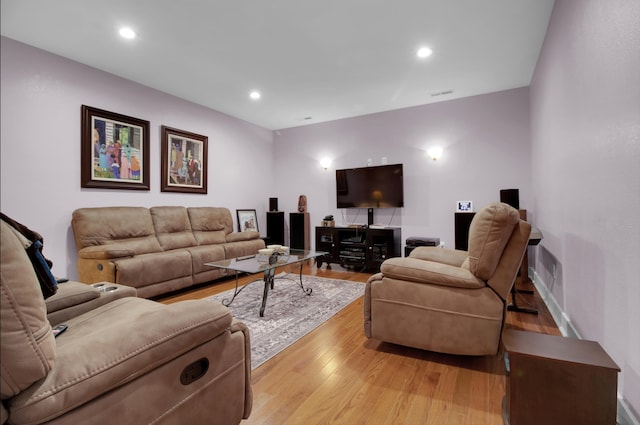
xmin=500 ymin=189 xmax=520 ymax=209
xmin=367 ymin=208 xmax=374 ymax=226
xmin=269 ymin=198 xmax=278 ymax=212
xmin=266 ymin=211 xmax=285 ymax=245
xmin=455 ymin=212 xmax=476 ymax=251
xmin=289 ymin=212 xmax=310 ymax=250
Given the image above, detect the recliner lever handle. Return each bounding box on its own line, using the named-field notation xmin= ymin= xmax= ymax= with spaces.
xmin=180 ymin=358 xmax=209 ymax=385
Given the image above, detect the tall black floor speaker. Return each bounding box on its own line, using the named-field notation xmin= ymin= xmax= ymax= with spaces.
xmin=500 ymin=189 xmax=520 ymax=209
xmin=454 ymin=212 xmax=476 ymax=251
xmin=266 ymin=211 xmax=285 ymax=245
xmin=289 ymin=212 xmax=310 ymax=250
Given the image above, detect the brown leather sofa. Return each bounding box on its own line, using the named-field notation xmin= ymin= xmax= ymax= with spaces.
xmin=72 ymin=206 xmax=265 ymax=298
xmin=1 ymin=218 xmax=253 ymax=424
xmin=364 ymin=202 xmax=531 ymax=356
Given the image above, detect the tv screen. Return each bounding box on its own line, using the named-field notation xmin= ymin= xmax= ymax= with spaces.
xmin=336 ymin=164 xmax=404 ymax=209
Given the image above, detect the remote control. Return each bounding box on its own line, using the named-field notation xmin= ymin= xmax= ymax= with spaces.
xmin=52 ymin=324 xmax=68 ymax=337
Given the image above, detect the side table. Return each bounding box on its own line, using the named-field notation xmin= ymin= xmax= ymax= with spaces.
xmin=502 ymin=329 xmax=619 ymax=425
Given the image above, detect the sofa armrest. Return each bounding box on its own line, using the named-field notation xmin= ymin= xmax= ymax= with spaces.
xmin=76 ymin=245 xmax=133 ymax=284
xmin=77 ymin=245 xmax=134 ymax=260
xmin=226 ymin=231 xmax=260 ymax=243
xmin=380 ymin=257 xmax=485 ymax=289
xmin=409 ymin=246 xmax=468 ymax=267
xmin=46 ymin=281 xmax=100 ymax=311
xmin=230 ymin=319 xmax=253 ymax=419
xmin=46 ymin=281 xmax=137 ymax=325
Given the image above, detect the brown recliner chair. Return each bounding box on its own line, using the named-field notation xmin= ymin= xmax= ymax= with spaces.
xmin=364 ymin=202 xmax=531 ymax=356
xmin=0 ymin=219 xmax=252 ymax=424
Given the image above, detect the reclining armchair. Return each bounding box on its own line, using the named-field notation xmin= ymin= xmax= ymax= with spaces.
xmin=1 ymin=219 xmax=252 ymax=424
xmin=364 ymin=202 xmax=531 ymax=356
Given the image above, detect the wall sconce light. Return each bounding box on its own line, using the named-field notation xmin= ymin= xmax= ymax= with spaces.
xmin=319 ymin=157 xmax=332 ymax=170
xmin=427 ymin=147 xmax=443 ymax=161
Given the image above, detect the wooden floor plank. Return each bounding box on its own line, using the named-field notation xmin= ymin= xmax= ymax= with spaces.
xmin=158 ymin=265 xmax=559 ymax=424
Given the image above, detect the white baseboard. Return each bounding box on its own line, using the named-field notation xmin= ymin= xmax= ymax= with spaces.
xmin=530 ymin=268 xmax=639 ymax=425
xmin=529 ymin=268 xmax=581 ymax=339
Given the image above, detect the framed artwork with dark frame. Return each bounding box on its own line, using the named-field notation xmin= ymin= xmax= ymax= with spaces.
xmin=81 ymin=105 xmax=150 ymax=190
xmin=236 ymin=209 xmax=259 ymax=233
xmin=161 ymin=126 xmax=208 ymax=194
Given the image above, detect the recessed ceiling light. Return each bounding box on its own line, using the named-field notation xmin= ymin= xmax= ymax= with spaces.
xmin=249 ymin=91 xmax=261 ymax=100
xmin=417 ymin=47 xmax=433 ymax=58
xmin=119 ymin=27 xmax=136 ymax=39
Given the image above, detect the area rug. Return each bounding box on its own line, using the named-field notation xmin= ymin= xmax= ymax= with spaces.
xmin=208 ymin=273 xmax=364 ymax=369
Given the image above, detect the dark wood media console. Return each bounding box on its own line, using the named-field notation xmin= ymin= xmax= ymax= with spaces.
xmin=315 ymin=226 xmax=401 ymax=272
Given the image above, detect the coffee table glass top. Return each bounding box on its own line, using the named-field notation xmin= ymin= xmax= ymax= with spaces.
xmin=205 ymin=249 xmax=327 ymax=274
xmin=206 ymin=249 xmax=328 ymax=317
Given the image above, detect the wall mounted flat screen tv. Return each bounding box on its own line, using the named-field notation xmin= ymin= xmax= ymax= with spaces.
xmin=336 ymin=164 xmax=404 ymax=208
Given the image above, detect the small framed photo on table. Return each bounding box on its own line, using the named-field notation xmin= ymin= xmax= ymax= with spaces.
xmin=236 ymin=209 xmax=259 ymax=232
xmin=456 ymin=201 xmax=473 ymax=212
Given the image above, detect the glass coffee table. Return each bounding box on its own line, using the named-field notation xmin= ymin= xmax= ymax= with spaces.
xmin=205 ymin=249 xmax=327 ymax=317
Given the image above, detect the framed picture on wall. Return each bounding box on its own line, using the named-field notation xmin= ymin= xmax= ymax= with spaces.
xmin=81 ymin=105 xmax=150 ymax=190
xmin=160 ymin=126 xmax=208 ymax=194
xmin=236 ymin=209 xmax=259 ymax=233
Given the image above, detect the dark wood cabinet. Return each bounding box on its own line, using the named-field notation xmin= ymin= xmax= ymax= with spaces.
xmin=315 ymin=226 xmax=401 ymax=272
xmin=502 ymin=330 xmax=619 ymax=425
xmin=315 ymin=226 xmax=337 ymax=263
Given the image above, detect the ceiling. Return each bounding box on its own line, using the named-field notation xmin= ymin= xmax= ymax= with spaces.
xmin=1 ymin=0 xmax=555 ymax=130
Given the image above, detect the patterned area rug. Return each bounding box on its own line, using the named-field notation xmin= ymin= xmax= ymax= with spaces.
xmin=208 ymin=273 xmax=364 ymax=369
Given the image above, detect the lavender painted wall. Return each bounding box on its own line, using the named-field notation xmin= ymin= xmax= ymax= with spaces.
xmin=272 ymin=88 xmax=532 ymax=251
xmin=530 ymin=0 xmax=640 ymax=418
xmin=4 ymin=4 xmax=638 ymax=418
xmin=1 ymin=37 xmax=274 ymax=280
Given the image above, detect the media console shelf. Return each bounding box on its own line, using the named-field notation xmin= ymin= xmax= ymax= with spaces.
xmin=315 ymin=226 xmax=401 ymax=272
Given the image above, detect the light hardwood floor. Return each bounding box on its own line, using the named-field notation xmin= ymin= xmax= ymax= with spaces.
xmin=158 ymin=264 xmax=560 ymax=425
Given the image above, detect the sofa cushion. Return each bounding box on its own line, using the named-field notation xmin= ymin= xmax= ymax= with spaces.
xmin=223 ymin=239 xmax=267 ymax=260
xmin=188 ymin=207 xmax=233 ymax=245
xmin=151 ymin=206 xmax=198 ymax=250
xmin=114 ymin=250 xmax=193 ymax=288
xmin=465 ymin=203 xmax=520 ymax=280
xmin=187 ymin=245 xmax=226 ymax=275
xmin=1 ymin=221 xmax=56 ymax=399
xmin=226 ymin=231 xmax=260 ymax=243
xmin=72 ymin=207 xmax=161 ymax=254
